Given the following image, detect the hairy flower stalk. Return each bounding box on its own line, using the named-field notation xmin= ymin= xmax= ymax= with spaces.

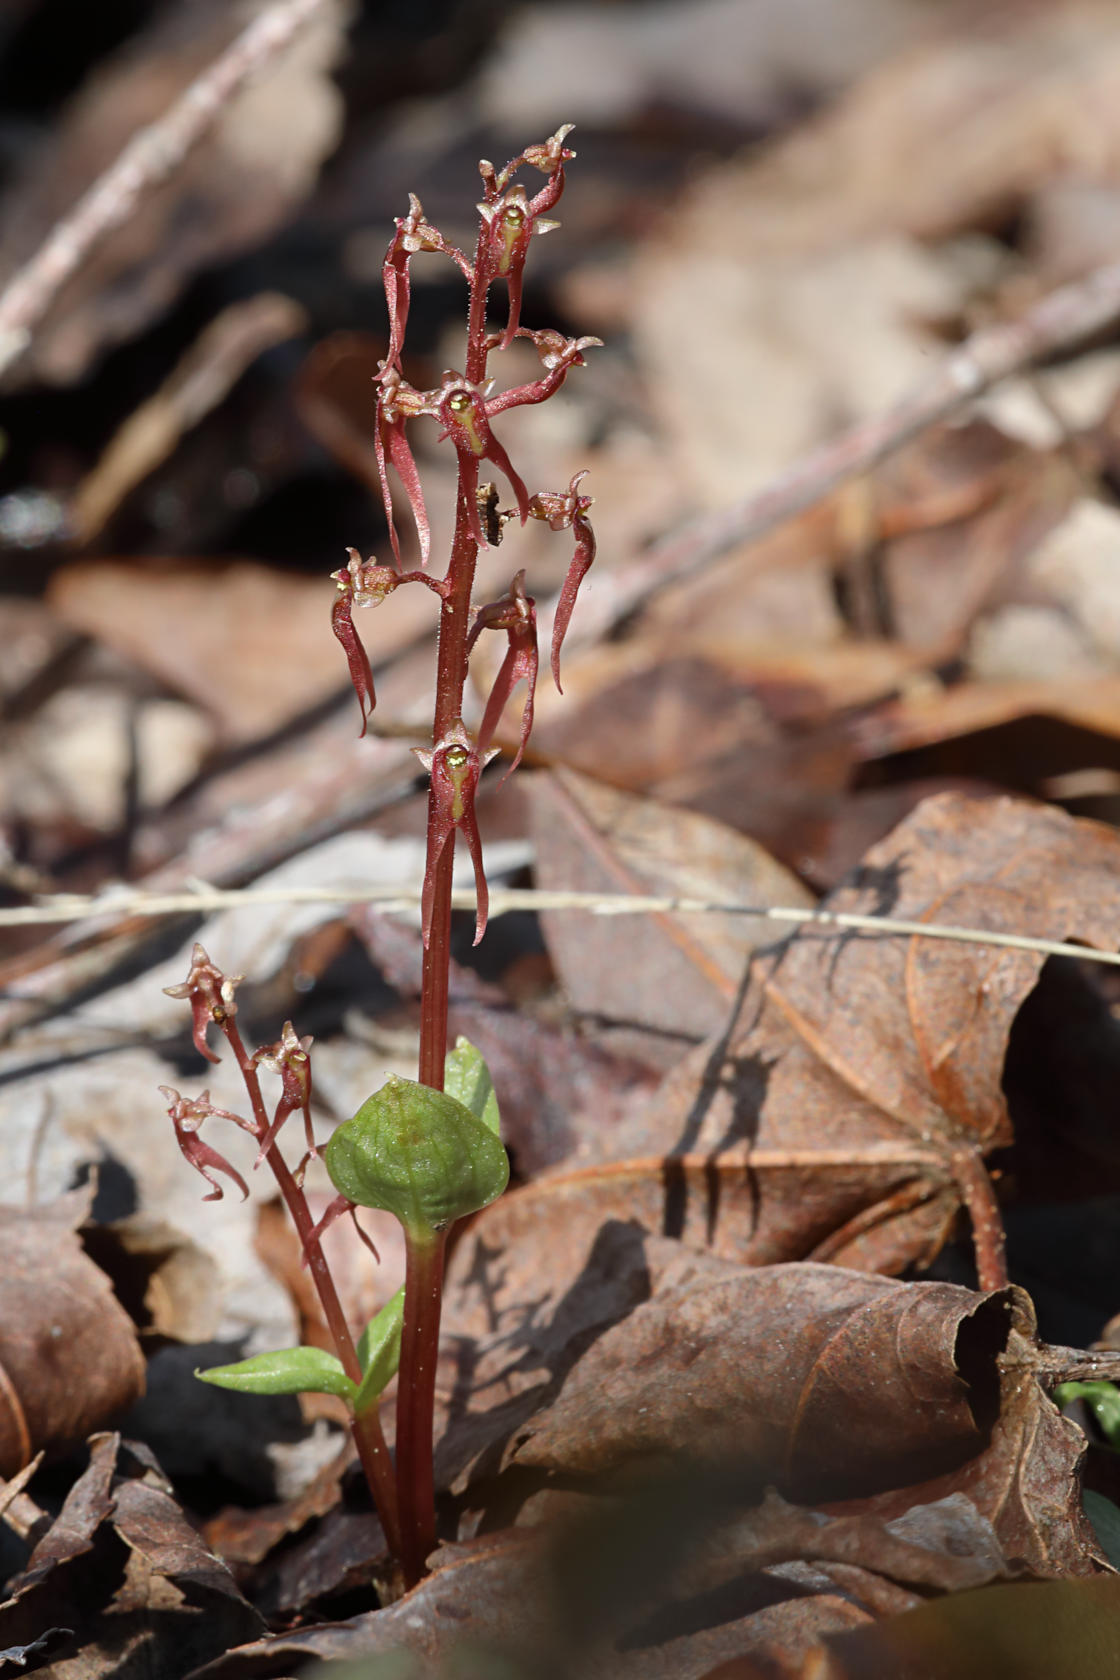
xmin=162 ymin=129 xmax=596 ymax=1595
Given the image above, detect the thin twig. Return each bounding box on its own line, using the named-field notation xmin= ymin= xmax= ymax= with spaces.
xmin=552 ymin=255 xmax=1120 ymax=651
xmin=5 ymin=880 xmax=1120 ymax=969
xmin=0 ymin=0 xmax=335 ymax=382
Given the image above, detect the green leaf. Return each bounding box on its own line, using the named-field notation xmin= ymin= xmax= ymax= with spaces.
xmin=325 ymin=1074 xmax=509 ymax=1235
xmin=1084 ymin=1490 xmax=1120 ymax=1569
xmin=195 ymin=1345 xmax=356 ymax=1403
xmin=1054 ymin=1380 xmax=1120 ymax=1449
xmin=355 ymin=1286 xmax=405 ymax=1414
xmin=444 ymin=1037 xmax=500 ymax=1136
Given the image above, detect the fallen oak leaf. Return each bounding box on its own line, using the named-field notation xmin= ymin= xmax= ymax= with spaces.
xmin=505 ymin=1261 xmax=1018 ymax=1499
xmin=638 ymin=791 xmax=1120 ymax=1285
xmin=503 ymin=1258 xmax=1110 ymax=1581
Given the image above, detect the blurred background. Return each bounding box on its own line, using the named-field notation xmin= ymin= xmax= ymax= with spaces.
xmin=10 ymin=0 xmax=1120 ymax=913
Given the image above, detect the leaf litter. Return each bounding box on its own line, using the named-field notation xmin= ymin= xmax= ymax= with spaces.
xmin=11 ymin=1 xmax=1120 ymax=1675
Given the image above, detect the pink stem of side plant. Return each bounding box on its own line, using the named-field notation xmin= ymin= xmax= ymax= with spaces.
xmin=224 ymin=1019 xmax=402 ymax=1557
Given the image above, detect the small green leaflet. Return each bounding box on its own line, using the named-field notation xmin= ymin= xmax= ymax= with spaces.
xmin=196 ymin=1345 xmax=356 ymax=1403
xmin=444 ymin=1036 xmax=500 ymax=1136
xmin=1054 ymin=1380 xmax=1120 ymax=1450
xmin=355 ymin=1286 xmax=405 ymax=1415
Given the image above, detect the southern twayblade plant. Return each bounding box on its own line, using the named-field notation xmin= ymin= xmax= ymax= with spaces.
xmin=161 ymin=127 xmax=597 ymax=1592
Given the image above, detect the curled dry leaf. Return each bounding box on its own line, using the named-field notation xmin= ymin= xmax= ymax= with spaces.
xmin=506 ymin=1262 xmax=1015 ymax=1495
xmin=501 ymin=1254 xmax=1103 ymax=1579
xmin=442 ymin=1225 xmax=1106 ymax=1582
xmin=536 ymin=791 xmax=1120 ymax=1282
xmin=0 ymin=1189 xmax=145 ymax=1476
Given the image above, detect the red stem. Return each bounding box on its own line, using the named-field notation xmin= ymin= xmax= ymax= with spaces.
xmin=395 ymin=1224 xmax=448 ymax=1585
xmin=224 ymin=1020 xmax=402 ymax=1557
xmin=401 ymin=239 xmax=493 ymax=1576
xmin=418 ymin=486 xmax=481 ymax=1088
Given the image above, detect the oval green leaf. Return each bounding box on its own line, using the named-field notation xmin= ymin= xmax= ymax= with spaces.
xmin=355 ymin=1286 xmax=405 ymax=1414
xmin=444 ymin=1037 xmax=500 ymax=1136
xmin=195 ymin=1345 xmax=356 ymax=1403
xmin=325 ymin=1074 xmax=509 ymax=1235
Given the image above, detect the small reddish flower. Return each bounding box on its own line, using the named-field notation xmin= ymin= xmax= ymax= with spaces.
xmin=483 ymin=331 xmax=601 ymax=418
xmin=382 ymin=194 xmax=468 ymax=368
xmin=519 ymin=124 xmax=577 ymax=178
xmin=528 ymin=471 xmax=596 ymax=691
xmin=163 ymin=943 xmax=243 ymax=1064
xmin=436 ymin=374 xmax=528 ymax=546
xmin=161 ymin=1086 xmax=251 ymax=1202
xmin=330 ymin=550 xmax=392 ymax=735
xmin=253 ymin=1020 xmax=315 ymax=1167
xmin=412 ymin=720 xmax=499 ymax=946
xmin=470 ymin=570 xmax=538 ymax=778
xmin=375 ymin=367 xmax=435 ymax=567
xmin=477 ymin=183 xmax=561 ymax=349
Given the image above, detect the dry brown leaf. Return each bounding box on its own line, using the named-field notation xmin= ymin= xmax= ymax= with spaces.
xmin=0 ymin=1189 xmax=145 ymax=1476
xmin=853 ymin=672 xmax=1120 ymax=762
xmin=637 ymin=790 xmax=1120 ymax=1279
xmin=181 ymin=1522 xmax=878 ymax=1680
xmin=0 ymin=1433 xmax=262 ymax=1677
xmin=507 ymin=1263 xmax=1012 ymax=1496
xmin=82 ymin=1214 xmax=222 ymax=1345
xmin=446 ymin=792 xmax=1120 ymax=1301
xmin=443 ymin=1213 xmax=1103 ymax=1578
xmin=529 ymin=769 xmax=815 ymax=1069
xmin=502 ymin=1257 xmax=1102 ymax=1578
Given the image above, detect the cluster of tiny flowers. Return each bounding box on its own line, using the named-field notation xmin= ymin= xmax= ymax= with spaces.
xmin=330 ymin=124 xmax=600 ymax=946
